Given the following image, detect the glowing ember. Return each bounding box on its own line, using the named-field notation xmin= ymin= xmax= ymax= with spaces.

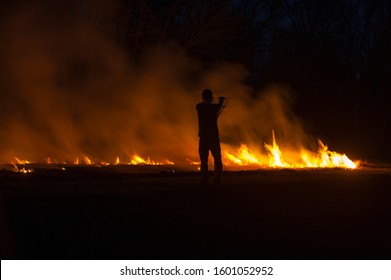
xmin=187 ymin=159 xmax=201 ymax=165
xmin=6 ymin=158 xmax=34 ymax=173
xmin=186 ymin=159 xmax=201 ymax=170
xmin=45 ymin=157 xmax=66 ymax=165
xmin=12 ymin=164 xmax=33 ymax=173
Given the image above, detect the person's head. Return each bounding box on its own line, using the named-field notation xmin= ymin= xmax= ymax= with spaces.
xmin=202 ymin=89 xmax=213 ymax=103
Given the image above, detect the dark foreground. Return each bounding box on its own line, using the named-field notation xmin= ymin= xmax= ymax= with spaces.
xmin=1 ymin=166 xmax=391 ymax=259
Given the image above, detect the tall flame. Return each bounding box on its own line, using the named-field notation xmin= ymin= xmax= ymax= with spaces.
xmin=224 ymin=131 xmax=358 ymax=169
xmin=264 ymin=130 xmax=289 ymax=167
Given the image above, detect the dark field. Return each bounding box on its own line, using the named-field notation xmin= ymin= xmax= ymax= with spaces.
xmin=1 ymin=166 xmax=391 ymax=260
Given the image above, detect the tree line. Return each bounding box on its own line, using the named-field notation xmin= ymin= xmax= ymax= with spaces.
xmin=108 ymin=0 xmax=390 ymax=159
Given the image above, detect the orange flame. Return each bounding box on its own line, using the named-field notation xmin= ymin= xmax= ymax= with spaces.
xmin=225 ymin=144 xmax=262 ymax=166
xmin=73 ymin=155 xmax=93 ymax=165
xmin=306 ymin=140 xmax=357 ymax=169
xmin=13 ymin=157 xmax=31 ymax=165
xmin=224 ymin=131 xmax=358 ymax=169
xmin=12 ymin=164 xmax=33 ymax=173
xmin=264 ymin=130 xmax=289 ymax=167
xmin=82 ymin=155 xmax=93 ymax=165
xmin=128 ymin=154 xmax=174 ymax=165
xmin=3 ymin=131 xmax=358 ymax=170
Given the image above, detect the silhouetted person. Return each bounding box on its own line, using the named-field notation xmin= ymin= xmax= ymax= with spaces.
xmin=196 ymin=89 xmax=226 ymax=186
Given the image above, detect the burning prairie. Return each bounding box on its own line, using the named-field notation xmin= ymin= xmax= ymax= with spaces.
xmin=0 ymin=6 xmax=360 ymax=172
xmin=223 ymin=131 xmax=358 ymax=169
xmin=1 ymin=130 xmax=359 ymax=173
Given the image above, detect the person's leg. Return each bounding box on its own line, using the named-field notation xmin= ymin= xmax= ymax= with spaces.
xmin=211 ymin=138 xmax=222 ymax=186
xmin=199 ymin=139 xmax=209 ymax=184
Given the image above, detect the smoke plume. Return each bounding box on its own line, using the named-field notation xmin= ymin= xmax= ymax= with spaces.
xmin=0 ymin=1 xmax=313 ymax=166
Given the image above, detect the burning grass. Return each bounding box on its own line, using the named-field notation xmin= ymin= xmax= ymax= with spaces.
xmin=225 ymin=131 xmax=358 ymax=169
xmin=1 ymin=131 xmax=359 ymax=174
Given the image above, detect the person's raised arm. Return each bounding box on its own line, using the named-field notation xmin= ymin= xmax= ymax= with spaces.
xmin=217 ymin=96 xmax=227 ymax=116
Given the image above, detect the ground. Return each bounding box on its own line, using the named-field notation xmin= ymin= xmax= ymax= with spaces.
xmin=1 ymin=166 xmax=391 ymax=259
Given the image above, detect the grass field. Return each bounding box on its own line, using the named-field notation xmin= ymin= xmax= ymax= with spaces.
xmin=1 ymin=165 xmax=391 ymax=259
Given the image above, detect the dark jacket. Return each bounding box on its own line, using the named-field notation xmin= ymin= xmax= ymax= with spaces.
xmin=196 ymin=101 xmax=224 ymax=139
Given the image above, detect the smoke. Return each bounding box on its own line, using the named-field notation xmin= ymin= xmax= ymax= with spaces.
xmin=0 ymin=1 xmax=313 ymax=166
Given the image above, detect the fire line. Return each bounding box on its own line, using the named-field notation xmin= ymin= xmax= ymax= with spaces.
xmin=1 ymin=131 xmax=359 ymax=172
